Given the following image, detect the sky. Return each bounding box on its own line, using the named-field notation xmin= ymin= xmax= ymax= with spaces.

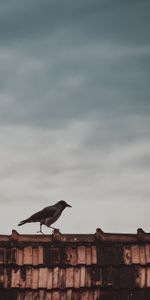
xmin=0 ymin=0 xmax=150 ymax=235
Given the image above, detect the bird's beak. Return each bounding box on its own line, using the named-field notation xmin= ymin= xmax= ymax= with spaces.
xmin=66 ymin=203 xmax=72 ymax=207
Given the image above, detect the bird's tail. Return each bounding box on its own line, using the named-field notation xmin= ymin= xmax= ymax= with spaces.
xmin=18 ymin=219 xmax=29 ymax=226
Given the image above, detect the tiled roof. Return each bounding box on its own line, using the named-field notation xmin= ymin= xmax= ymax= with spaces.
xmin=0 ymin=228 xmax=150 ymax=300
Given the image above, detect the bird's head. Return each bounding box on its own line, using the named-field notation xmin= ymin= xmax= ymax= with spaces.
xmin=56 ymin=200 xmax=72 ymax=209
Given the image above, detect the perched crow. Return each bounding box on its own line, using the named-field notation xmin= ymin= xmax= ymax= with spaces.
xmin=18 ymin=200 xmax=71 ymax=234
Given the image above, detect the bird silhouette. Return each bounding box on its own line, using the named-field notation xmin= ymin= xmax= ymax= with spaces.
xmin=18 ymin=200 xmax=71 ymax=234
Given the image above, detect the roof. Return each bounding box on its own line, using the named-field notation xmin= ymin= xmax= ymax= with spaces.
xmin=0 ymin=228 xmax=150 ymax=300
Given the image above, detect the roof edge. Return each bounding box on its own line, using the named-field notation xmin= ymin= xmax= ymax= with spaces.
xmin=0 ymin=228 xmax=149 ymax=243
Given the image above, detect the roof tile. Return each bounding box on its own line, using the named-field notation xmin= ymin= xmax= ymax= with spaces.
xmin=0 ymin=229 xmax=150 ymax=299
xmin=77 ymin=246 xmax=86 ymax=264
xmin=145 ymin=244 xmax=150 ymax=263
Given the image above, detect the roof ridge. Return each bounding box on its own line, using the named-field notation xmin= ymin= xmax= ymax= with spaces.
xmin=0 ymin=228 xmax=149 ymax=243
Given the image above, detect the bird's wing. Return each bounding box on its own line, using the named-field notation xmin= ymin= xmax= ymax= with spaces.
xmin=28 ymin=206 xmax=57 ymax=222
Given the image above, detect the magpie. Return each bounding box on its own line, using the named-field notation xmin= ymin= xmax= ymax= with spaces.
xmin=18 ymin=200 xmax=71 ymax=234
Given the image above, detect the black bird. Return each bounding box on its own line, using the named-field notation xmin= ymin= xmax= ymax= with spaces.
xmin=18 ymin=200 xmax=71 ymax=234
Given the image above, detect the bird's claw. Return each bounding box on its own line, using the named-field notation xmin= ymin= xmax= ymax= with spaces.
xmin=36 ymin=230 xmax=44 ymax=235
xmin=50 ymin=227 xmax=59 ymax=231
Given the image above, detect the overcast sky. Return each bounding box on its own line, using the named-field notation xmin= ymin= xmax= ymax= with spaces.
xmin=0 ymin=0 xmax=150 ymax=235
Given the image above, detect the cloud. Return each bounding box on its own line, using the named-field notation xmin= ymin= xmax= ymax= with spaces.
xmin=0 ymin=0 xmax=149 ymax=46
xmin=0 ymin=117 xmax=150 ymax=234
xmin=0 ymin=41 xmax=150 ymax=128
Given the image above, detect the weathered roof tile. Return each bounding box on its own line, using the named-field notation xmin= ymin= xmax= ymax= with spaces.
xmin=0 ymin=229 xmax=150 ymax=299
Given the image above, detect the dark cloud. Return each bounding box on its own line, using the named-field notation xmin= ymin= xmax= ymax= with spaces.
xmin=0 ymin=41 xmax=150 ymax=127
xmin=0 ymin=0 xmax=149 ymax=46
xmin=0 ymin=0 xmax=149 ymax=127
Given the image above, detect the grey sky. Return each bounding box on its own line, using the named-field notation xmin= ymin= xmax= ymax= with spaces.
xmin=0 ymin=0 xmax=150 ymax=234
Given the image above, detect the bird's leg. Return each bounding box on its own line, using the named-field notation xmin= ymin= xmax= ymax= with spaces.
xmin=37 ymin=224 xmax=44 ymax=234
xmin=50 ymin=226 xmax=59 ymax=230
